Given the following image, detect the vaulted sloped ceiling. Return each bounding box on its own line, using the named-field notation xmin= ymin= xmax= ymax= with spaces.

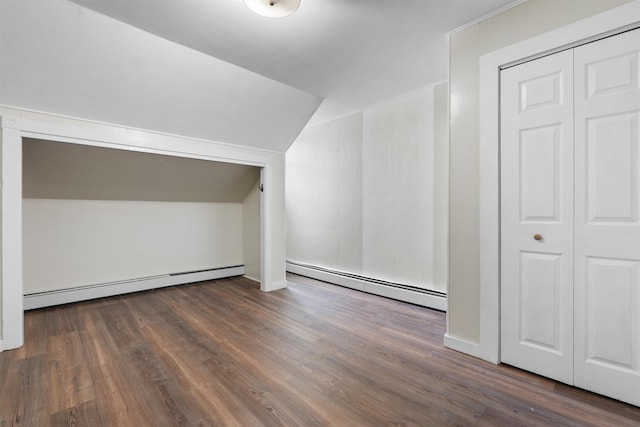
xmin=0 ymin=0 xmax=521 ymax=152
xmin=0 ymin=0 xmax=321 ymax=153
xmin=68 ymin=0 xmax=522 ymax=125
xmin=23 ymin=138 xmax=261 ymax=203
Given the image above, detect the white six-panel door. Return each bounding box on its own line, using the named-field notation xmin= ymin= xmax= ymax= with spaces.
xmin=573 ymin=29 xmax=640 ymax=404
xmin=501 ymin=50 xmax=575 ymax=385
xmin=501 ymin=29 xmax=640 ymax=406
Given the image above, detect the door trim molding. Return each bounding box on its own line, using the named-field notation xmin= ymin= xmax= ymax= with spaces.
xmin=443 ymin=334 xmax=480 ymax=358
xmin=478 ymin=2 xmax=640 ymax=364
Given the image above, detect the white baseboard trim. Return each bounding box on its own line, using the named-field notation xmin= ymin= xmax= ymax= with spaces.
xmin=243 ymin=275 xmax=261 ymax=284
xmin=24 ymin=265 xmax=245 ymax=310
xmin=287 ymin=262 xmax=446 ymax=311
xmin=262 ymin=280 xmax=287 ymax=292
xmin=0 ymin=339 xmax=4 ymax=352
xmin=443 ymin=333 xmax=481 ymax=358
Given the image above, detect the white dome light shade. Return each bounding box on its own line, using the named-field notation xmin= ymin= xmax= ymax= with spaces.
xmin=243 ymin=0 xmax=301 ymax=18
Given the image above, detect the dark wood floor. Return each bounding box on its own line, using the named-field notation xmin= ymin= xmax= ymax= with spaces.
xmin=1 ymin=273 xmax=639 ymax=426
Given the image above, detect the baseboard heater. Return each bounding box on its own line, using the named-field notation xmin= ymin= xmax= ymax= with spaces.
xmin=23 ymin=265 xmax=245 ymax=310
xmin=286 ymin=261 xmax=446 ymax=311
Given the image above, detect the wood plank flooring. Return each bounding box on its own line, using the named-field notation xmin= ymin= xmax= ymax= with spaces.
xmin=1 ymin=273 xmax=639 ymax=426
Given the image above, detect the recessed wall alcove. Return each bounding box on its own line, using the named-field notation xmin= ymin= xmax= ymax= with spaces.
xmin=0 ymin=113 xmax=288 ymax=351
xmin=22 ymin=137 xmax=262 ymax=305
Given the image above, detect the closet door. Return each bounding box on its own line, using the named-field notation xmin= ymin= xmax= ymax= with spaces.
xmin=500 ymin=50 xmax=575 ymax=384
xmin=573 ymin=29 xmax=640 ymax=406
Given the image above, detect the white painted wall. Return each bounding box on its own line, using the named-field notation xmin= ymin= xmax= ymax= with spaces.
xmin=0 ymin=0 xmax=320 ymax=152
xmin=23 ymin=199 xmax=242 ymax=293
xmin=286 ymin=113 xmax=363 ymax=273
xmin=243 ymin=179 xmax=262 ymax=282
xmin=286 ymin=84 xmax=447 ymax=293
xmin=362 ymin=87 xmax=435 ymax=287
xmin=447 ymin=0 xmax=633 ymax=346
xmin=433 ymin=82 xmax=449 ymax=294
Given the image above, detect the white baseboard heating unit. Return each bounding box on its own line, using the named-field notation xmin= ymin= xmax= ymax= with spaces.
xmin=24 ymin=265 xmax=245 ymax=310
xmin=286 ymin=261 xmax=446 ymax=311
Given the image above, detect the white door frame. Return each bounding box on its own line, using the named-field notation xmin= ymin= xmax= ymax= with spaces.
xmin=478 ymin=1 xmax=640 ymax=364
xmin=0 ymin=113 xmax=284 ymax=351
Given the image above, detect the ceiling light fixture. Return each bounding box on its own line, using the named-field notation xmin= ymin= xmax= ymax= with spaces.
xmin=243 ymin=0 xmax=301 ymax=18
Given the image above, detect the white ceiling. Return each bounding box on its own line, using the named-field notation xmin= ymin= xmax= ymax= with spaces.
xmin=70 ymin=0 xmax=521 ymax=125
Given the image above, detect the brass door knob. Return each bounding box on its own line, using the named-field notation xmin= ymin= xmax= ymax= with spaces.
xmin=533 ymin=234 xmax=543 ymax=241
